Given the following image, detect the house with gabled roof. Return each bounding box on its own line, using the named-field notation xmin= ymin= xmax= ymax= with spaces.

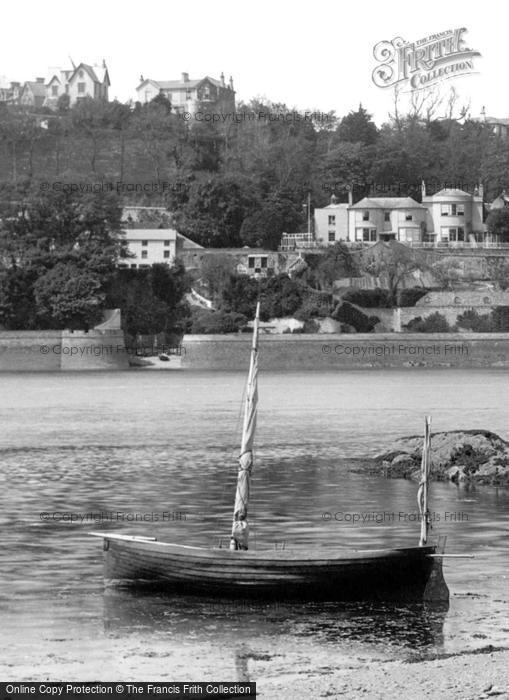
xmin=19 ymin=78 xmax=47 ymax=108
xmin=45 ymin=61 xmax=110 ymax=108
xmin=135 ymin=72 xmax=235 ymax=115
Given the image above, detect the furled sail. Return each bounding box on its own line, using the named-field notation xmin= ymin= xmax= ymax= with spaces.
xmin=418 ymin=416 xmax=432 ymax=546
xmin=230 ymin=302 xmax=260 ymax=551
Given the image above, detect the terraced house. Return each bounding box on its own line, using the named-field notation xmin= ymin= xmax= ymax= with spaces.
xmin=312 ymin=184 xmax=488 ymax=247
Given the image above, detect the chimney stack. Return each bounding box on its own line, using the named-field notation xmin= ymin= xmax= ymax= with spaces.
xmin=421 ymin=179 xmax=426 ymax=199
xmin=220 ymin=72 xmax=225 ymax=87
xmin=348 ymin=187 xmax=353 ymax=206
xmin=36 ymin=77 xmax=45 ymax=83
xmin=182 ymin=72 xmax=189 ymax=82
xmin=229 ymin=75 xmax=234 ymax=90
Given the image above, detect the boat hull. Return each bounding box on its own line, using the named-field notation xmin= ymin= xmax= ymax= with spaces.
xmin=97 ymin=536 xmax=445 ymax=602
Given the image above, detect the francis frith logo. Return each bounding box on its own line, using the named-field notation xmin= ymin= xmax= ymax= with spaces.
xmin=372 ymin=28 xmax=481 ymax=91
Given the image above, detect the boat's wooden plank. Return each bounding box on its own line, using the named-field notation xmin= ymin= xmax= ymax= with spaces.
xmin=104 ymin=538 xmax=435 ymax=564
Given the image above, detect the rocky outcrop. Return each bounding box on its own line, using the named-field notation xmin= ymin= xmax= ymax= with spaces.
xmin=373 ymin=430 xmax=509 ymax=486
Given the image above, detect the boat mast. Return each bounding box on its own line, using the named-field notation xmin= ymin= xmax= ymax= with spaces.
xmin=418 ymin=416 xmax=432 ymax=546
xmin=230 ymin=301 xmax=260 ymax=551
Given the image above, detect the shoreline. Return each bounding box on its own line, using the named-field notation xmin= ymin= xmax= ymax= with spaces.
xmin=3 ymin=645 xmax=508 ymax=698
xmin=3 ymin=331 xmax=509 ymax=371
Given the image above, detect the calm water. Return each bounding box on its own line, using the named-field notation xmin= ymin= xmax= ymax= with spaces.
xmin=1 ymin=369 xmax=509 ymax=681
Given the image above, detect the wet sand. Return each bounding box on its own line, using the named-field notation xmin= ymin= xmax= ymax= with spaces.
xmin=3 ymin=641 xmax=509 ymax=699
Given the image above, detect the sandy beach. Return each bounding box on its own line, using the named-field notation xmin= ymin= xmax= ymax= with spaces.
xmin=3 ymin=646 xmax=508 ymax=698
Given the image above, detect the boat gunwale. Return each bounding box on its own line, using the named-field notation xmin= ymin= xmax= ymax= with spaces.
xmin=90 ymin=533 xmax=437 ymax=563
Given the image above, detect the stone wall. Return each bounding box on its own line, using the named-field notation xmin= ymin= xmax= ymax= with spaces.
xmin=0 ymin=330 xmax=129 ymax=371
xmin=180 ymin=332 xmax=509 ymax=370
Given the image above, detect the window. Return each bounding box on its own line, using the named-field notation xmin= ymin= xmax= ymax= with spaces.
xmin=384 ymin=212 xmax=390 ymax=222
xmin=141 ymin=240 xmax=148 ymax=246
xmin=362 ymin=228 xmax=376 ymax=242
xmin=164 ymin=250 xmax=170 ymax=259
xmin=248 ymin=257 xmax=255 ymax=268
xmin=451 ymin=204 xmax=457 ymax=215
xmin=164 ymin=240 xmax=170 ymax=246
xmin=405 ymin=213 xmax=413 ymax=221
xmin=260 ymin=257 xmax=267 ymax=268
xmin=77 ymin=82 xmax=85 ymax=94
xmin=130 ymin=264 xmax=137 ymax=269
xmin=328 ymin=231 xmax=335 ymax=242
xmin=441 ymin=205 xmax=449 ymax=216
xmin=362 ymin=211 xmax=369 ymax=221
xmin=457 ymin=205 xmax=464 ymax=215
xmin=141 ymin=250 xmax=148 ymax=259
xmin=443 ymin=227 xmax=465 ymax=242
xmin=328 ymin=215 xmax=336 ymax=225
xmin=51 ymin=85 xmax=58 ymax=96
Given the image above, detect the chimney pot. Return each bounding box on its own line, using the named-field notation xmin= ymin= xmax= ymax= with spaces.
xmin=182 ymin=72 xmax=189 ymax=82
xmin=36 ymin=77 xmax=45 ymax=83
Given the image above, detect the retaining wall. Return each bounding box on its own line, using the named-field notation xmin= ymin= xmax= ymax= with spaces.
xmin=0 ymin=330 xmax=129 ymax=371
xmin=180 ymin=332 xmax=509 ymax=370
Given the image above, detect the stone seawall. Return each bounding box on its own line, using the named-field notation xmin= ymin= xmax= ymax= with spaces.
xmin=181 ymin=332 xmax=509 ymax=370
xmin=0 ymin=330 xmax=129 ymax=371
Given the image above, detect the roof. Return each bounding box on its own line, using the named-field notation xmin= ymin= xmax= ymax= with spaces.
xmin=428 ymin=188 xmax=473 ymax=200
xmin=23 ymin=81 xmax=46 ymax=98
xmin=121 ymin=229 xmax=178 ymax=241
xmin=350 ymin=196 xmax=424 ymax=209
xmin=324 ymin=203 xmax=349 ymax=210
xmin=69 ymin=63 xmax=109 ymax=86
xmin=200 ymin=247 xmax=274 ymax=255
xmin=177 ymin=233 xmax=203 ymax=249
xmin=137 ymin=76 xmax=224 ymax=91
xmin=485 ymin=117 xmax=509 ymax=126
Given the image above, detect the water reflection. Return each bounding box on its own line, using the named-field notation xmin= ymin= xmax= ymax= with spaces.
xmin=103 ymin=589 xmax=449 ymax=664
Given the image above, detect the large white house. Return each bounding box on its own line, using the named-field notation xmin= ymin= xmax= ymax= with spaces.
xmin=312 ymin=184 xmax=487 ymax=247
xmin=118 ymin=229 xmax=202 ymax=269
xmin=135 ymin=72 xmax=235 ymax=115
xmin=46 ymin=62 xmax=110 ymax=108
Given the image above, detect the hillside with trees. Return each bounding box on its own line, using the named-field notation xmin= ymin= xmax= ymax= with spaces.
xmin=1 ymin=93 xmax=509 ymax=250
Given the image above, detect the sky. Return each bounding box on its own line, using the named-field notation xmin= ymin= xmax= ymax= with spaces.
xmin=1 ymin=0 xmax=504 ymax=125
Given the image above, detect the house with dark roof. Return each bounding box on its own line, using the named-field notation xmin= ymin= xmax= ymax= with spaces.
xmin=136 ymin=72 xmax=235 ymax=115
xmin=19 ymin=78 xmax=47 ymax=108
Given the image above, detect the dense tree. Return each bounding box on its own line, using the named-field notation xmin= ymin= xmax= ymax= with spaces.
xmin=301 ymin=243 xmax=357 ymax=292
xmin=0 ymin=189 xmax=125 ymax=329
xmin=105 ymin=263 xmax=190 ymax=337
xmin=486 ymin=209 xmax=509 ymax=243
xmin=337 ymin=105 xmax=378 ymax=146
xmin=360 ymin=242 xmax=423 ymax=306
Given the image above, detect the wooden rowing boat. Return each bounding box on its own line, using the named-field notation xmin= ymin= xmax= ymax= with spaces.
xmin=90 ymin=303 xmax=449 ymax=602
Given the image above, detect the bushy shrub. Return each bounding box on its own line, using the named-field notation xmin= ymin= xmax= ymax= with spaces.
xmin=342 ymin=288 xmax=392 ymax=308
xmin=190 ymin=308 xmax=248 ymax=333
xmin=491 ymin=306 xmax=509 ymax=331
xmin=294 ymin=295 xmax=332 ymax=321
xmin=302 ymin=319 xmax=320 ymax=333
xmin=456 ymin=309 xmax=493 ymax=332
xmin=404 ymin=312 xmax=452 ymax=333
xmin=342 ymin=287 xmax=428 ymax=308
